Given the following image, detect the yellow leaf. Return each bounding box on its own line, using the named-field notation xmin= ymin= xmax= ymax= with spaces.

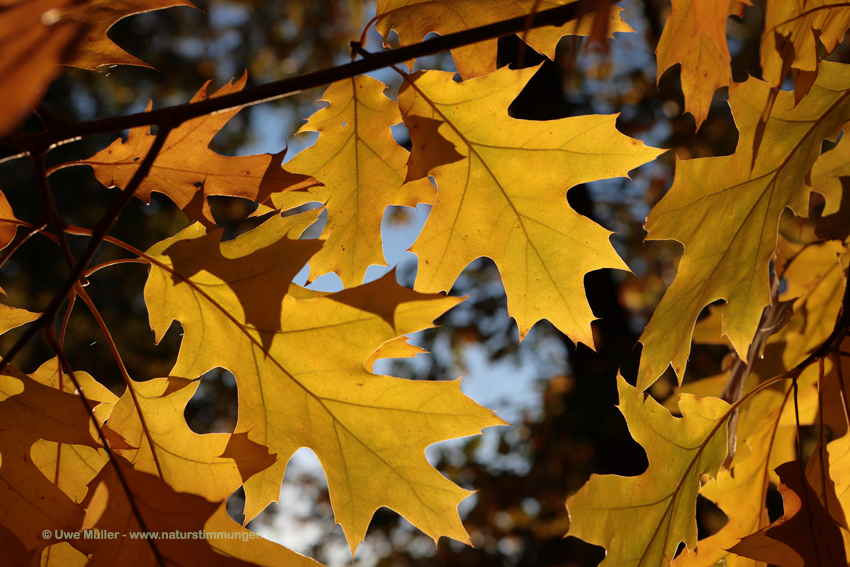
xmin=637 ymin=62 xmax=850 ymax=391
xmin=761 ymin=0 xmax=850 ymax=89
xmin=375 ymin=0 xmax=632 ymax=78
xmin=143 ymin=213 xmax=505 ymax=552
xmin=285 ymin=76 xmax=434 ymax=287
xmin=655 ymin=0 xmax=747 ymax=129
xmin=82 ymin=74 xmax=316 ymax=229
xmin=673 ymin=396 xmax=786 ymax=567
xmin=40 ymin=541 xmax=89 ymax=567
xmin=398 ymin=65 xmax=663 ymax=345
xmin=0 ymin=301 xmax=40 ymax=336
xmin=566 ymin=375 xmax=730 ymax=567
xmin=102 ymin=376 xmax=275 ymax=502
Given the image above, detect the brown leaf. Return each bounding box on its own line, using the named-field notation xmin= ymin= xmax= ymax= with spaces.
xmin=76 ymin=456 xmax=319 ymax=566
xmin=0 ymin=365 xmax=99 ymax=556
xmin=730 ymin=460 xmax=848 ymax=567
xmin=0 ymin=0 xmax=82 ymax=137
xmin=52 ymin=0 xmax=196 ymax=70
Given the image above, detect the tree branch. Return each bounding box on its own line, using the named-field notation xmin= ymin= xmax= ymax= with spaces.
xmin=0 ymin=2 xmax=581 ymax=161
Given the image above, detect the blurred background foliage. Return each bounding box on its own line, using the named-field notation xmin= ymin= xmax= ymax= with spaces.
xmin=3 ymin=0 xmax=847 ymax=565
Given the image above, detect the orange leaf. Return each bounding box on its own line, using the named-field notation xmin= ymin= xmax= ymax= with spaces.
xmin=82 ymin=73 xmax=315 ymax=229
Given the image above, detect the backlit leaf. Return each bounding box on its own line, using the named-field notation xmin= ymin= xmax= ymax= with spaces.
xmin=52 ymin=0 xmax=196 ymax=70
xmin=143 ymin=213 xmax=505 ymax=552
xmin=0 ymin=0 xmax=81 ymax=136
xmin=673 ymin=396 xmax=785 ymax=567
xmin=655 ymin=0 xmax=747 ymax=129
xmin=75 ymin=456 xmax=319 ymax=566
xmin=566 ymin=375 xmax=729 ymax=567
xmin=102 ymin=376 xmax=275 ymax=502
xmin=0 ymin=365 xmax=99 ymax=556
xmin=398 ymin=65 xmax=663 ymax=345
xmin=761 ymin=0 xmax=850 ymax=89
xmin=637 ymin=62 xmax=850 ymax=391
xmin=285 ymin=75 xmax=434 ymax=287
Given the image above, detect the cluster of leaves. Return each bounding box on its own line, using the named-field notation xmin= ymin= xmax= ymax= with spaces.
xmin=0 ymin=0 xmax=849 ymax=566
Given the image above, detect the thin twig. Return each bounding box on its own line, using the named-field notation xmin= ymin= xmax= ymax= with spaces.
xmin=31 ymin=152 xmax=77 ymax=273
xmin=0 ymin=126 xmax=173 ymax=374
xmin=74 ymin=283 xmax=166 ymax=479
xmin=83 ymin=257 xmax=148 ymax=277
xmin=834 ymin=351 xmax=850 ymax=431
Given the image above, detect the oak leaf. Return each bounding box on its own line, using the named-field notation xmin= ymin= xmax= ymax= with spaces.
xmin=0 ymin=301 xmax=40 ymax=335
xmin=82 ymin=73 xmax=315 ymax=229
xmin=375 ymin=0 xmax=632 ymax=78
xmin=75 ymin=456 xmax=319 ymax=567
xmin=812 ymin=123 xmax=850 ymax=241
xmin=143 ymin=213 xmax=505 ymax=552
xmin=637 ymin=62 xmax=850 ymax=391
xmin=102 ymin=376 xmax=275 ymax=502
xmin=397 ymin=65 xmax=663 ymax=345
xmin=0 ymin=364 xmax=100 ymax=556
xmin=655 ymin=0 xmax=749 ymax=130
xmin=761 ymin=0 xmax=850 ymax=90
xmin=285 ymin=75 xmax=434 ymax=287
xmin=672 ymin=398 xmax=783 ymax=567
xmin=566 ymin=375 xmax=729 ymax=567
xmin=730 ymin=460 xmax=848 ymax=567
xmin=28 ymin=358 xmax=115 ymax=503
xmin=52 ymin=0 xmax=196 ymax=70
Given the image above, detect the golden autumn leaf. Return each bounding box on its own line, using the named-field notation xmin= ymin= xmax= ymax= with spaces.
xmin=637 ymin=62 xmax=850 ymax=391
xmin=285 ymin=75 xmax=434 ymax=287
xmin=761 ymin=0 xmax=850 ymax=90
xmin=0 ymin=365 xmax=100 ymax=557
xmin=81 ymin=74 xmax=315 ymax=229
xmin=75 ymin=456 xmax=320 ymax=567
xmin=28 ymin=358 xmax=115 ymax=504
xmin=397 ymin=65 xmax=663 ymax=345
xmin=655 ymin=0 xmax=748 ymax=130
xmin=566 ymin=375 xmax=730 ymax=567
xmin=143 ymin=212 xmax=505 ymax=552
xmin=102 ymin=376 xmax=275 ymax=503
xmin=52 ymin=0 xmax=196 ymax=70
xmin=0 ymin=301 xmax=40 ymax=335
xmin=684 ymin=238 xmax=846 ymax=384
xmin=375 ymin=0 xmax=632 ymax=78
xmin=812 ymin=123 xmax=850 ymax=241
xmin=730 ymin=460 xmax=848 ymax=567
xmin=672 ymin=397 xmax=785 ymax=567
